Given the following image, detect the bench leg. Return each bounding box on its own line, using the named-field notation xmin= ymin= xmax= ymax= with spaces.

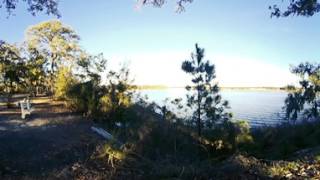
xmin=21 ymin=113 xmax=25 ymax=119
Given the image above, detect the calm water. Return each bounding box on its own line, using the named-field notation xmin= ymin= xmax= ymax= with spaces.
xmin=139 ymin=88 xmax=288 ymax=127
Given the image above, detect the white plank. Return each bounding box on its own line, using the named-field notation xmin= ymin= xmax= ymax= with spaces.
xmin=91 ymin=126 xmax=113 ymax=140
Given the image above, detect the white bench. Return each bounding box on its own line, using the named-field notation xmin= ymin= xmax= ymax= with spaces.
xmin=20 ymin=99 xmax=34 ymax=119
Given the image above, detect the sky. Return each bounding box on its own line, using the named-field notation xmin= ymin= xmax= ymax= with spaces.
xmin=1 ymin=0 xmax=320 ymax=87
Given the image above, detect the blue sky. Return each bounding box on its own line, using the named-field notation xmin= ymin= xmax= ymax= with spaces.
xmin=1 ymin=0 xmax=320 ymax=87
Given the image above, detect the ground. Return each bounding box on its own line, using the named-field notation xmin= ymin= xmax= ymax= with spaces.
xmin=0 ymin=96 xmax=103 ymax=178
xmin=1 ymin=96 xmax=320 ymax=179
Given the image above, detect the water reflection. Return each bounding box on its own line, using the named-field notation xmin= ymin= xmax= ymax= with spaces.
xmin=139 ymin=88 xmax=288 ymax=127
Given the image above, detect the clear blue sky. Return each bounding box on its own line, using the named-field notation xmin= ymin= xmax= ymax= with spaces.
xmin=1 ymin=0 xmax=320 ymax=87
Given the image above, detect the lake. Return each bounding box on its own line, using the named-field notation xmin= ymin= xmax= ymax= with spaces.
xmin=139 ymin=88 xmax=289 ymax=127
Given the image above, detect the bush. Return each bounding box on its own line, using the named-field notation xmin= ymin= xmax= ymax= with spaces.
xmin=202 ymin=120 xmax=253 ymax=156
xmin=66 ymin=79 xmax=106 ymax=119
xmin=247 ymin=121 xmax=320 ymax=159
xmin=54 ymin=67 xmax=77 ymax=100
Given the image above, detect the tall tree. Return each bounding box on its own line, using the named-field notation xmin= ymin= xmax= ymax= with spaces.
xmin=285 ymin=62 xmax=320 ymax=122
xmin=26 ymin=20 xmax=80 ymax=95
xmin=182 ymin=44 xmax=231 ymax=137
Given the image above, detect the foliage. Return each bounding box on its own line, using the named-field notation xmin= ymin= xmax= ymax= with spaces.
xmin=54 ymin=66 xmax=77 ymax=100
xmin=139 ymin=0 xmax=320 ymax=17
xmin=67 ymin=79 xmax=106 ymax=118
xmin=0 ymin=0 xmax=60 ymax=17
xmin=1 ymin=0 xmax=319 ymax=18
xmin=285 ymin=84 xmax=297 ymax=91
xmin=268 ymin=161 xmax=299 ymax=177
xmin=138 ymin=0 xmax=193 ymax=12
xmin=75 ymin=52 xmax=107 ymax=82
xmin=246 ymin=122 xmax=320 ymax=159
xmin=202 ymin=120 xmax=253 ymax=155
xmin=270 ymin=0 xmax=320 ymax=17
xmin=26 ymin=20 xmax=80 ymax=95
xmin=65 ymin=53 xmax=106 ymax=118
xmin=64 ymin=53 xmax=108 ymax=119
xmin=284 ymin=62 xmax=320 ymax=121
xmin=0 ymin=41 xmax=26 ymax=107
xmin=101 ymin=65 xmax=136 ymax=128
xmin=64 ymin=54 xmax=136 ymax=127
xmin=161 ymin=98 xmax=188 ymax=124
xmin=23 ymin=47 xmax=47 ymax=96
xmin=92 ymin=112 xmax=256 ymax=179
xmin=1 ymin=21 xmax=88 ymax=99
xmin=182 ymin=43 xmax=231 ymax=136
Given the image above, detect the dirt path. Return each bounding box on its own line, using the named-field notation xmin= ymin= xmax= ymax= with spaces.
xmin=0 ymin=97 xmax=103 ymax=178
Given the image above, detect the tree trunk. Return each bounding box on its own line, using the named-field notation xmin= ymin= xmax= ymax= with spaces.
xmin=6 ymin=82 xmax=13 ymax=108
xmin=36 ymin=86 xmax=39 ymax=97
xmin=50 ymin=53 xmax=57 ymax=98
xmin=6 ymin=93 xmax=12 ymax=108
xmin=197 ymin=85 xmax=201 ymax=137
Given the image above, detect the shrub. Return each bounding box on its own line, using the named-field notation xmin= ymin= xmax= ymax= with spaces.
xmin=66 ymin=79 xmax=106 ymax=119
xmin=54 ymin=66 xmax=77 ymax=100
xmin=100 ymin=66 xmax=136 ymax=129
xmin=247 ymin=121 xmax=320 ymax=159
xmin=202 ymin=120 xmax=253 ymax=155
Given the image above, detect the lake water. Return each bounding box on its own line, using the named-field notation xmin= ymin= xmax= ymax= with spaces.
xmin=139 ymin=88 xmax=289 ymax=127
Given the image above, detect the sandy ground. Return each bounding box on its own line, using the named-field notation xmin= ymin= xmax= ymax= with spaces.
xmin=0 ymin=96 xmax=103 ymax=178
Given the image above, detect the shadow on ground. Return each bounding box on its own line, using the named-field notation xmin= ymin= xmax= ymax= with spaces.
xmin=0 ymin=97 xmax=103 ymax=178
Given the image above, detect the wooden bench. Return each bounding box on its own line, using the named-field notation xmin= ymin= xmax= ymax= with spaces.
xmin=20 ymin=99 xmax=34 ymax=119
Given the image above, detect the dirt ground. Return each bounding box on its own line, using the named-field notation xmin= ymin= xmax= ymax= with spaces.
xmin=0 ymin=96 xmax=104 ymax=178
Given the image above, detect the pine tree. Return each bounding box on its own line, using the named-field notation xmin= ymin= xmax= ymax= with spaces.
xmin=182 ymin=44 xmax=231 ymax=136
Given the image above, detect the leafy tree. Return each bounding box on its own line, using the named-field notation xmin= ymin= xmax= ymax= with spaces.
xmin=0 ymin=0 xmax=60 ymax=17
xmin=26 ymin=20 xmax=80 ymax=95
xmin=182 ymin=44 xmax=231 ymax=137
xmin=285 ymin=62 xmax=320 ymax=122
xmin=23 ymin=47 xmax=47 ymax=96
xmin=0 ymin=42 xmax=26 ymax=107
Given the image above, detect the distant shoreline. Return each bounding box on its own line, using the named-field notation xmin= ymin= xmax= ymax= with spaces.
xmin=135 ymin=85 xmax=289 ymax=91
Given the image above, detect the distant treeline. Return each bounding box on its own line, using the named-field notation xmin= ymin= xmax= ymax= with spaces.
xmin=222 ymin=87 xmax=286 ymax=91
xmin=135 ymin=85 xmax=295 ymax=91
xmin=134 ymin=85 xmax=169 ymax=90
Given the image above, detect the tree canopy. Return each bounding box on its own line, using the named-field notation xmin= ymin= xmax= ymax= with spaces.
xmin=270 ymin=0 xmax=320 ymax=17
xmin=0 ymin=0 xmax=60 ymax=17
xmin=139 ymin=0 xmax=320 ymax=17
xmin=138 ymin=0 xmax=193 ymax=12
xmin=1 ymin=0 xmax=319 ymax=18
xmin=285 ymin=62 xmax=320 ymax=121
xmin=25 ymin=20 xmax=80 ymax=94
